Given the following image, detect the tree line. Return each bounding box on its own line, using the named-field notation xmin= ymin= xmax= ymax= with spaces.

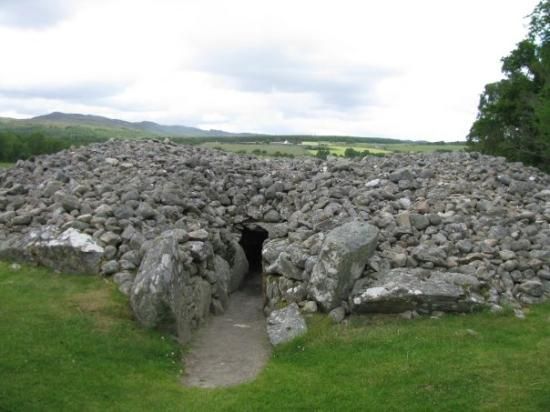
xmin=468 ymin=0 xmax=550 ymax=172
xmin=0 ymin=131 xmax=105 ymax=162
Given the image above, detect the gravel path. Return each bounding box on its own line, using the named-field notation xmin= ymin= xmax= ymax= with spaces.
xmin=182 ymin=276 xmax=271 ymax=388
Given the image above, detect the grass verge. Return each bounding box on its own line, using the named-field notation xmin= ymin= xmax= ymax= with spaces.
xmin=1 ymin=261 xmax=549 ymax=411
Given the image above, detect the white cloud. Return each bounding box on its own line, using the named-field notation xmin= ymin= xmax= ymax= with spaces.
xmin=0 ymin=0 xmax=539 ymax=140
xmin=0 ymin=0 xmax=72 ymax=28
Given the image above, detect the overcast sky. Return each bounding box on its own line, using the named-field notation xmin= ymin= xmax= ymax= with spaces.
xmin=0 ymin=0 xmax=539 ymax=141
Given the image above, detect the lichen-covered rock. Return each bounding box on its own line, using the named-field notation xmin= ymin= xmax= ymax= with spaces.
xmin=113 ymin=271 xmax=135 ymax=295
xmin=130 ymin=229 xmax=215 ymax=343
xmin=228 ymin=240 xmax=249 ymax=293
xmin=350 ymin=268 xmax=484 ymax=313
xmin=0 ymin=226 xmax=103 ymax=274
xmin=130 ymin=230 xmax=186 ymax=329
xmin=309 ymin=221 xmax=379 ymax=311
xmin=266 ymin=303 xmax=307 ymax=346
xmin=524 ymin=280 xmax=545 ymax=295
xmin=328 ymin=306 xmax=346 ymax=323
xmin=172 ymin=277 xmax=212 ymax=342
xmin=265 ymin=251 xmax=304 ymax=280
xmin=211 ymin=254 xmax=231 ymax=309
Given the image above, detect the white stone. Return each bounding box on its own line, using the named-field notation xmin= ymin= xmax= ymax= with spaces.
xmin=266 ymin=303 xmax=308 ymax=346
xmin=48 ymin=228 xmax=104 ymax=253
xmin=366 ymin=179 xmax=381 ymax=188
xmin=365 ymin=286 xmax=387 ymax=299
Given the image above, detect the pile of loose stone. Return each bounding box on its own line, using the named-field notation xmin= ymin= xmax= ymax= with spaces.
xmin=0 ymin=139 xmax=549 ymax=343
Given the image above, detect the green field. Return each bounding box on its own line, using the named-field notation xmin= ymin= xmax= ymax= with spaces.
xmin=201 ymin=141 xmax=309 ymax=156
xmin=0 ymin=162 xmax=14 ymax=169
xmin=1 ymin=261 xmax=549 ymax=411
xmin=383 ymin=143 xmax=466 ymax=153
xmin=200 ymin=141 xmax=465 ymax=158
xmin=303 ymin=141 xmax=391 ymax=156
xmin=304 ymin=142 xmax=466 ymax=156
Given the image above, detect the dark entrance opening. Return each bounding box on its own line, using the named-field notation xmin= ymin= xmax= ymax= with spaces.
xmin=239 ymin=225 xmax=269 ymax=295
xmin=240 ymin=226 xmax=268 ymax=274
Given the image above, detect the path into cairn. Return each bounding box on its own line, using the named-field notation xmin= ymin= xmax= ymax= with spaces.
xmin=182 ymin=275 xmax=271 ymax=388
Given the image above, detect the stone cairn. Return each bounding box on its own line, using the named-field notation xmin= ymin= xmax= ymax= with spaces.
xmin=0 ymin=139 xmax=549 ymax=343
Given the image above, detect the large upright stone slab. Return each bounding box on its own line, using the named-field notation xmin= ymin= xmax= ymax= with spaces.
xmin=350 ymin=268 xmax=484 ymax=313
xmin=228 ymin=240 xmax=249 ymax=292
xmin=130 ymin=229 xmax=213 ymax=344
xmin=0 ymin=226 xmax=104 ymax=275
xmin=130 ymin=229 xmax=184 ymax=329
xmin=308 ymin=221 xmax=379 ymax=311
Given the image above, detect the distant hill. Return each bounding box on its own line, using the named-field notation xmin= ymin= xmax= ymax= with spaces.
xmin=0 ymin=112 xmax=455 ymax=146
xmin=25 ymin=112 xmax=239 ymax=138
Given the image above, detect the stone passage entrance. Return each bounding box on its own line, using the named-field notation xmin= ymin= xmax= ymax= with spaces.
xmin=182 ymin=225 xmax=271 ymax=388
xmin=238 ymin=225 xmax=269 ymax=293
xmin=240 ymin=226 xmax=268 ymax=273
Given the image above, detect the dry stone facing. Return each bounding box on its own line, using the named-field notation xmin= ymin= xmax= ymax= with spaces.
xmin=0 ymin=140 xmax=549 ymax=344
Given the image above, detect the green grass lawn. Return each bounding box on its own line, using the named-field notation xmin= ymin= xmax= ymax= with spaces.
xmin=0 ymin=162 xmax=14 ymax=169
xmin=1 ymin=261 xmax=549 ymax=411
